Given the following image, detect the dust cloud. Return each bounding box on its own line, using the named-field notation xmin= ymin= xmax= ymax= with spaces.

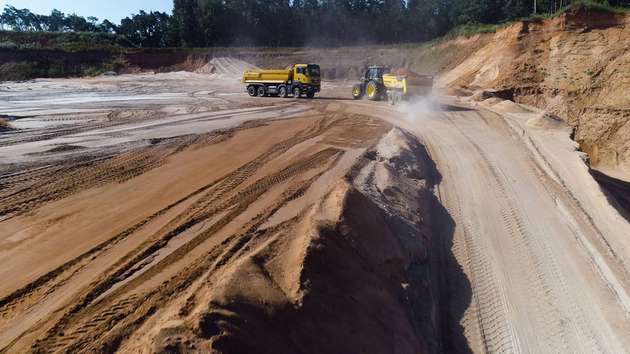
xmin=395 ymin=93 xmax=443 ymax=123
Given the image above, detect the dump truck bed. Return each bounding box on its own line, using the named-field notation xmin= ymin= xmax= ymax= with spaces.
xmin=382 ymin=73 xmax=433 ymax=105
xmin=242 ymin=69 xmax=291 ymax=84
xmin=383 ymin=74 xmax=433 ymax=96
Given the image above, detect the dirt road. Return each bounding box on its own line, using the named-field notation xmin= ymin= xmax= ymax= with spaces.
xmin=348 ymin=98 xmax=630 ymax=353
xmin=2 ymin=71 xmax=630 ymax=353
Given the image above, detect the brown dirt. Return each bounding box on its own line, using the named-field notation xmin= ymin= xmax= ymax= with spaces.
xmin=437 ymin=9 xmax=630 ymax=178
xmin=0 ymin=75 xmax=443 ymax=353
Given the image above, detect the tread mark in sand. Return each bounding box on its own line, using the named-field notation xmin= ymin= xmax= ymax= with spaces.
xmin=446 ymin=114 xmax=603 ymax=353
xmin=29 ymin=148 xmax=342 ymax=353
xmin=426 ymin=135 xmax=511 ymax=354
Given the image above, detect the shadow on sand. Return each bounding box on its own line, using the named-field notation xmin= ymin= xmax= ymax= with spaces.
xmin=590 ymin=168 xmax=630 ymax=222
xmin=416 ymin=140 xmax=474 ymax=354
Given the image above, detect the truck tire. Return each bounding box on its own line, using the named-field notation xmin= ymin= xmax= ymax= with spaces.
xmin=306 ymin=92 xmax=315 ymax=99
xmin=387 ymin=92 xmax=395 ymax=105
xmin=366 ymin=81 xmax=380 ymax=101
xmin=293 ymin=87 xmax=301 ymax=98
xmin=257 ymin=86 xmax=266 ymax=97
xmin=352 ymin=84 xmax=363 ymax=99
xmin=278 ymin=86 xmax=288 ymax=98
xmin=247 ymin=85 xmax=257 ymax=97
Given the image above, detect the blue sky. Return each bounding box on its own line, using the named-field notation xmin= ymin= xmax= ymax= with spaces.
xmin=0 ymin=0 xmax=173 ymax=23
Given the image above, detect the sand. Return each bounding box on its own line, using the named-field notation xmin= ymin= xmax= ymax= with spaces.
xmin=2 ymin=70 xmax=630 ymax=353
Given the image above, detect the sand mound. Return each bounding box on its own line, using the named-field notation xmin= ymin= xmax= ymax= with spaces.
xmin=138 ymin=129 xmax=439 ymax=354
xmin=196 ymin=57 xmax=259 ymax=78
xmin=526 ymin=112 xmax=566 ymax=130
xmin=491 ymin=99 xmax=531 ymax=113
xmin=482 ymin=97 xmax=504 ymax=105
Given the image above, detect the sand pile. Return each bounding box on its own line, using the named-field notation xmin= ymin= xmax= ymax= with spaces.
xmin=196 ymin=57 xmax=259 ymax=78
xmin=526 ymin=111 xmax=566 ymax=130
xmin=118 ymin=128 xmax=439 ymax=354
xmin=492 ymin=99 xmax=531 ymax=114
xmin=0 ymin=95 xmax=440 ymax=354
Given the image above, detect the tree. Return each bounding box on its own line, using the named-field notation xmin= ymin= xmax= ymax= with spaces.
xmin=173 ymin=0 xmax=201 ymax=47
xmin=119 ymin=11 xmax=172 ymax=47
xmin=46 ymin=9 xmax=66 ymax=31
xmin=0 ymin=6 xmax=41 ymax=31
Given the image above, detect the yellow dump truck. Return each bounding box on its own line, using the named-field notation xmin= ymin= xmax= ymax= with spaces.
xmin=383 ymin=74 xmax=433 ymax=105
xmin=242 ymin=64 xmax=321 ymax=99
xmin=352 ymin=66 xmax=433 ymax=105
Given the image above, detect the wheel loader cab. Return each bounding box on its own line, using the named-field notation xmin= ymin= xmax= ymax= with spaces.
xmin=353 ymin=66 xmax=390 ymax=100
xmin=362 ymin=66 xmax=390 ymax=83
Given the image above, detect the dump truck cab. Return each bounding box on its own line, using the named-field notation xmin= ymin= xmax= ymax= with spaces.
xmin=352 ymin=66 xmax=391 ymax=101
xmin=243 ymin=63 xmax=321 ymax=99
xmin=293 ymin=64 xmax=321 ymax=87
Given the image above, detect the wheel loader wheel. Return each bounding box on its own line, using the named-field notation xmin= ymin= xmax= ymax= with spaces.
xmin=257 ymin=86 xmax=266 ymax=97
xmin=352 ymin=84 xmax=363 ymax=100
xmin=247 ymin=85 xmax=257 ymax=97
xmin=278 ymin=86 xmax=288 ymax=98
xmin=366 ymin=81 xmax=380 ymax=101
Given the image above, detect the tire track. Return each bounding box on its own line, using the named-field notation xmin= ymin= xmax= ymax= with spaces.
xmin=28 ymin=148 xmax=342 ymax=353
xmin=437 ymin=166 xmax=515 ymax=354
xmin=447 ymin=113 xmax=604 ymax=353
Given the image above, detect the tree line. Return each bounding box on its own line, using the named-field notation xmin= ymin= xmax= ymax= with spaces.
xmin=1 ymin=0 xmax=629 ymax=48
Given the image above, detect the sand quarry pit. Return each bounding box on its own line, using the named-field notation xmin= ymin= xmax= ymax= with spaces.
xmin=2 ymin=65 xmax=630 ymax=353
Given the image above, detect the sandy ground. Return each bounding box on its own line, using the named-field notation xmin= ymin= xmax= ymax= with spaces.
xmin=354 ymin=97 xmax=630 ymax=353
xmin=2 ymin=68 xmax=630 ymax=353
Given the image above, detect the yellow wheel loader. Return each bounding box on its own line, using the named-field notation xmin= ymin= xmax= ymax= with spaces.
xmin=352 ymin=66 xmax=433 ymax=105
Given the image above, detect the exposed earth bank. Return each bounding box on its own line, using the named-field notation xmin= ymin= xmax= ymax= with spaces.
xmin=438 ymin=8 xmax=630 ymax=181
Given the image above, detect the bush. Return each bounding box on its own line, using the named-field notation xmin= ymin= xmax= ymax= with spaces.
xmin=0 ymin=30 xmax=134 ymax=52
xmin=566 ymin=0 xmax=630 ymax=14
xmin=0 ymin=41 xmax=18 ymax=49
xmin=0 ymin=62 xmax=38 ymax=81
xmin=444 ymin=22 xmax=499 ymax=39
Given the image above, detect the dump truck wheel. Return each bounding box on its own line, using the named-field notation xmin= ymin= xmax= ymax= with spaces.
xmin=247 ymin=86 xmax=257 ymax=97
xmin=293 ymin=87 xmax=301 ymax=98
xmin=352 ymin=84 xmax=363 ymax=99
xmin=257 ymin=86 xmax=266 ymax=97
xmin=366 ymin=81 xmax=379 ymax=101
xmin=387 ymin=92 xmax=394 ymax=105
xmin=278 ymin=86 xmax=288 ymax=98
xmin=306 ymin=92 xmax=315 ymax=99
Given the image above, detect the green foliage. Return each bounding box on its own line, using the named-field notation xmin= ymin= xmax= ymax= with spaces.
xmin=566 ymin=0 xmax=630 ymax=13
xmin=118 ymin=11 xmax=174 ymax=47
xmin=0 ymin=0 xmax=629 ymax=48
xmin=444 ymin=22 xmax=499 ymax=39
xmin=0 ymin=30 xmax=133 ymax=51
